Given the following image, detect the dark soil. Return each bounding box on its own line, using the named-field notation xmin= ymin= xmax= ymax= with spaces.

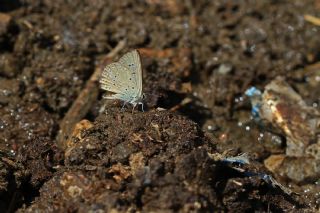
xmin=0 ymin=0 xmax=319 ymax=212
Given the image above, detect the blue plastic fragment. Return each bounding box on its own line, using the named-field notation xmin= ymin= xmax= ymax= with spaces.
xmin=245 ymin=86 xmax=262 ymax=97
xmin=245 ymin=87 xmax=262 ymax=118
xmin=251 ymin=104 xmax=261 ymax=118
xmin=242 ymin=172 xmax=292 ymax=195
xmin=222 ymin=153 xmax=250 ymax=165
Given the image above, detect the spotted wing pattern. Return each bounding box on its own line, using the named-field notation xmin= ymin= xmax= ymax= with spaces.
xmin=99 ymin=50 xmax=143 ymax=103
xmin=118 ymin=50 xmax=142 ymax=98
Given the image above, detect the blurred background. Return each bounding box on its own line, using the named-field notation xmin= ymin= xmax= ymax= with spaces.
xmin=0 ymin=0 xmax=319 ymax=212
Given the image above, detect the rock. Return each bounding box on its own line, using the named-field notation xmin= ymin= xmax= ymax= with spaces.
xmin=0 ymin=53 xmax=21 ymax=78
xmin=0 ymin=12 xmax=11 ymax=36
xmin=0 ymin=79 xmax=20 ymax=104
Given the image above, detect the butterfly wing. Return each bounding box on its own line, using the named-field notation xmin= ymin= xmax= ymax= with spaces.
xmin=100 ymin=61 xmax=138 ymax=103
xmin=100 ymin=62 xmax=126 ymax=93
xmin=100 ymin=50 xmax=143 ymax=104
xmin=118 ymin=50 xmax=143 ymax=98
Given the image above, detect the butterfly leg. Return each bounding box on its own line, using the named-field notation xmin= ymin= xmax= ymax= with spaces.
xmin=141 ymin=103 xmax=144 ymax=112
xmin=131 ymin=103 xmax=137 ymax=114
xmin=121 ymin=102 xmax=127 ymax=111
xmin=99 ymin=103 xmax=107 ymax=114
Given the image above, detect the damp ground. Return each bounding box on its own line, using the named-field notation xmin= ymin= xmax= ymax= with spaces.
xmin=0 ymin=0 xmax=319 ymax=212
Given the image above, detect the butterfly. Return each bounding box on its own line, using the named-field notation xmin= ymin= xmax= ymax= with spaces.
xmin=100 ymin=50 xmax=145 ymax=111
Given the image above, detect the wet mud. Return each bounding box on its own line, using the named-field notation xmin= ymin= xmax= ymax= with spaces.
xmin=0 ymin=0 xmax=320 ymax=212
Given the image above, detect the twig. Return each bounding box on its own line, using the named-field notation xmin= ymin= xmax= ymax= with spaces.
xmin=106 ymin=40 xmax=127 ymax=58
xmin=304 ymin=14 xmax=320 ymax=26
xmin=56 ymin=40 xmax=126 ymax=148
xmin=304 ymin=61 xmax=320 ymax=72
xmin=169 ymin=97 xmax=192 ymax=111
